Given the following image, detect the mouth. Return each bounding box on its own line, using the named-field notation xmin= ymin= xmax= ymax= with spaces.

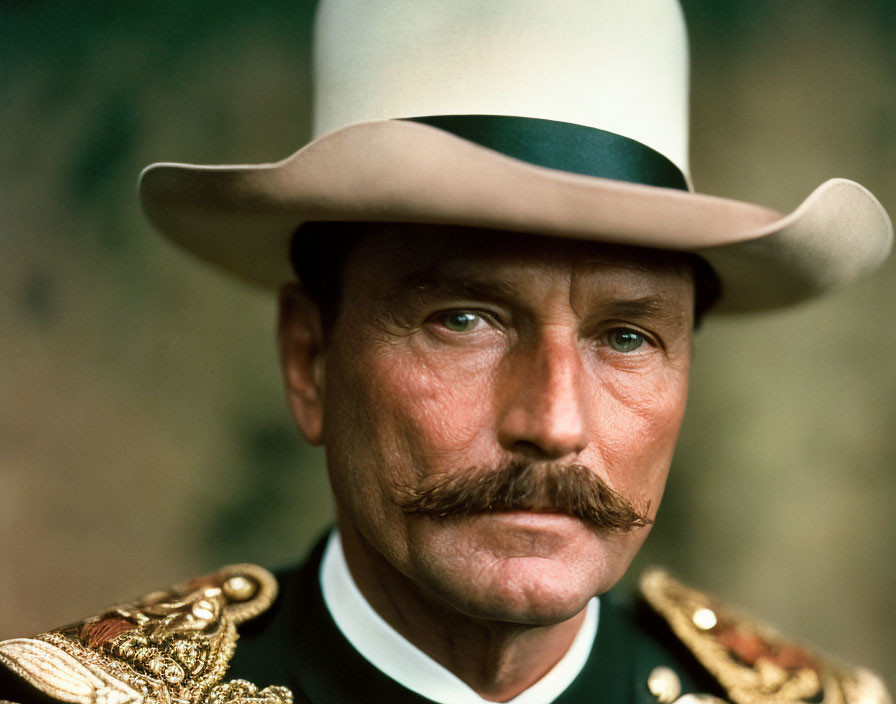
xmin=470 ymin=507 xmax=582 ymax=525
xmin=466 ymin=510 xmax=589 ymax=539
xmin=493 ymin=502 xmax=569 ymax=515
xmin=489 ymin=486 xmax=570 ymax=514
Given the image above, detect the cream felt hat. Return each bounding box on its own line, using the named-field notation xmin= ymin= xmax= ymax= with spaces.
xmin=139 ymin=0 xmax=892 ymax=312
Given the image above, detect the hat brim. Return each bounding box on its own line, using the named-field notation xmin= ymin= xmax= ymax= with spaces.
xmin=139 ymin=120 xmax=892 ymax=312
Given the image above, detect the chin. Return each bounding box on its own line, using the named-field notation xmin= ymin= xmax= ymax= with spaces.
xmin=406 ymin=513 xmax=647 ymax=625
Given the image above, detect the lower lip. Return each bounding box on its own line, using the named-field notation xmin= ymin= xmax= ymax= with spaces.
xmin=481 ymin=510 xmax=581 ymax=529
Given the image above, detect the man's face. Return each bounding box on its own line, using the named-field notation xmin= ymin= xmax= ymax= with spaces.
xmin=281 ymin=224 xmax=694 ymax=626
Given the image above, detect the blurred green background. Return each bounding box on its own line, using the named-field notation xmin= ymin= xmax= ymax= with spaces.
xmin=2 ymin=0 xmax=894 ymax=688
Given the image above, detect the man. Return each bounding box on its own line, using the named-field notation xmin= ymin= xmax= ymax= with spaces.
xmin=1 ymin=1 xmax=891 ymax=703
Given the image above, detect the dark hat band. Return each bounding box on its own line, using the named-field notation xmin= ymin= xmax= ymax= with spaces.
xmin=406 ymin=114 xmax=688 ymax=191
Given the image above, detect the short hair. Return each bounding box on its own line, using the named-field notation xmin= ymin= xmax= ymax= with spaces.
xmin=289 ymin=221 xmax=364 ymax=332
xmin=289 ymin=221 xmax=721 ymax=332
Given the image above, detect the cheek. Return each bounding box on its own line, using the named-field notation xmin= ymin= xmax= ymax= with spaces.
xmin=374 ymin=342 xmax=503 ymax=463
xmin=321 ymin=337 xmax=506 ymax=567
xmin=589 ymin=357 xmax=690 ymax=503
xmin=325 ymin=337 xmax=502 ymax=482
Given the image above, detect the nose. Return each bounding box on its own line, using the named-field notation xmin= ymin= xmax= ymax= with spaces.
xmin=496 ymin=329 xmax=590 ymax=460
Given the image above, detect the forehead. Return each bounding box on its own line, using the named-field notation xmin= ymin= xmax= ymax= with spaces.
xmin=339 ymin=223 xmax=696 ymax=303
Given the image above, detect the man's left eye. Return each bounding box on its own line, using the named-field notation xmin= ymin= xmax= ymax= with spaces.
xmin=440 ymin=311 xmax=480 ymax=332
xmin=607 ymin=328 xmax=645 ymax=352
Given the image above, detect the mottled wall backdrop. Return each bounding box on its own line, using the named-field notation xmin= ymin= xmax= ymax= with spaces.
xmin=3 ymin=0 xmax=895 ymax=688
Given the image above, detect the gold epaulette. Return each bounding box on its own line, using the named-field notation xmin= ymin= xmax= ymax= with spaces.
xmin=0 ymin=564 xmax=294 ymax=704
xmin=641 ymin=568 xmax=892 ymax=704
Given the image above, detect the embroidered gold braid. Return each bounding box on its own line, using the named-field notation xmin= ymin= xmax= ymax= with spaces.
xmin=0 ymin=564 xmax=294 ymax=704
xmin=641 ymin=568 xmax=892 ymax=704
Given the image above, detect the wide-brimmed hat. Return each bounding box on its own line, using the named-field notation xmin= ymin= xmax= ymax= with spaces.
xmin=139 ymin=0 xmax=892 ymax=312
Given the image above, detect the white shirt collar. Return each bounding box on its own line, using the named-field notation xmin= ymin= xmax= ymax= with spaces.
xmin=319 ymin=530 xmax=599 ymax=704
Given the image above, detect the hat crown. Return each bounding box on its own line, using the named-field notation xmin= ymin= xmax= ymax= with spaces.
xmin=313 ymin=0 xmax=691 ymax=178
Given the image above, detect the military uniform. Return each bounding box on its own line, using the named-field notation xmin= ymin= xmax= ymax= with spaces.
xmin=0 ymin=538 xmax=889 ymax=704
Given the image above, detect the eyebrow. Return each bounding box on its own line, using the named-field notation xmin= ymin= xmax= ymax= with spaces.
xmin=599 ymin=295 xmax=670 ymax=320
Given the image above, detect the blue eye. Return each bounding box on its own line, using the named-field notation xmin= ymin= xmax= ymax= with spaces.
xmin=607 ymin=328 xmax=644 ymax=352
xmin=442 ymin=312 xmax=479 ymax=332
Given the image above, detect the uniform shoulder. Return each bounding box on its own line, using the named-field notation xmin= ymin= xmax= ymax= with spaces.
xmin=639 ymin=567 xmax=892 ymax=704
xmin=0 ymin=563 xmax=294 ymax=704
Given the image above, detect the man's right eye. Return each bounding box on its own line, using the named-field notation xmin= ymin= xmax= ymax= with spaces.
xmin=440 ymin=311 xmax=481 ymax=332
xmin=606 ymin=327 xmax=646 ymax=353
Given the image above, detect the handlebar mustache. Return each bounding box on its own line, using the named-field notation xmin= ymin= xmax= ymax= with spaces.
xmin=396 ymin=461 xmax=652 ymax=534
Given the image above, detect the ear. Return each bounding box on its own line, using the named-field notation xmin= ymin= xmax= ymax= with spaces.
xmin=277 ymin=283 xmax=327 ymax=445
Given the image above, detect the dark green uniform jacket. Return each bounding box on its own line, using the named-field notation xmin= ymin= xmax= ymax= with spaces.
xmin=0 ymin=538 xmax=888 ymax=704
